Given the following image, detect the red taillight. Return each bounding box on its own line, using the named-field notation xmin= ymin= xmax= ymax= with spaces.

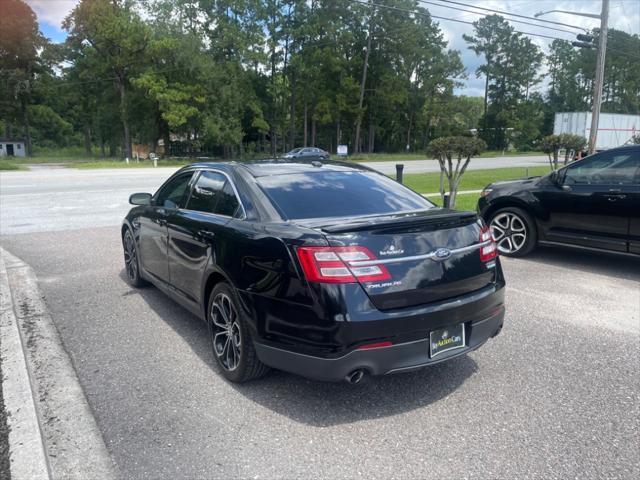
xmin=357 ymin=341 xmax=393 ymax=350
xmin=296 ymin=246 xmax=391 ymax=284
xmin=479 ymin=225 xmax=498 ymax=262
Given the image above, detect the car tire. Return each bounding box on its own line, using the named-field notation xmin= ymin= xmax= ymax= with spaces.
xmin=123 ymin=228 xmax=148 ymax=287
xmin=488 ymin=207 xmax=537 ymax=257
xmin=207 ymin=283 xmax=270 ymax=383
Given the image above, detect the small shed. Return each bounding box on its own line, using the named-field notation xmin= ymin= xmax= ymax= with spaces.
xmin=0 ymin=139 xmax=26 ymax=157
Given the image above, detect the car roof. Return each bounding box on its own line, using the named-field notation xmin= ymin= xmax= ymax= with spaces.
xmin=186 ymin=159 xmax=375 ymax=178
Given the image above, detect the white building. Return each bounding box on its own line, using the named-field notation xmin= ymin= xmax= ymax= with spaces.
xmin=0 ymin=139 xmax=26 ymax=157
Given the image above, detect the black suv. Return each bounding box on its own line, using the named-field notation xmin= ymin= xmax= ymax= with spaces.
xmin=478 ymin=145 xmax=639 ymax=257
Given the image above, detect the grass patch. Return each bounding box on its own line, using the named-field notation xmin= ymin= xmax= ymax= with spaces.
xmin=0 ymin=160 xmax=26 ymax=171
xmin=399 ymin=166 xmax=551 ymax=194
xmin=341 ymin=150 xmax=544 ymax=162
xmin=427 ymin=193 xmax=480 ymax=212
xmin=73 ymin=159 xmax=192 ymax=169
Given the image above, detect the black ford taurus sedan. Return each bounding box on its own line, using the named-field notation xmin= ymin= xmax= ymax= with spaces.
xmin=122 ymin=160 xmax=505 ymax=383
xmin=478 ymin=145 xmax=640 ymax=257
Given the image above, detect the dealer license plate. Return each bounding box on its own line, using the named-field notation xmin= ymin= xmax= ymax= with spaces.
xmin=429 ymin=323 xmax=466 ymax=358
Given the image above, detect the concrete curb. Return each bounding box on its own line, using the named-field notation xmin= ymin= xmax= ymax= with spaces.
xmin=0 ymin=249 xmax=50 ymax=480
xmin=0 ymin=247 xmax=118 ymax=479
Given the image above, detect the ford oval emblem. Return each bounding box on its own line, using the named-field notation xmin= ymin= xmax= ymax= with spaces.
xmin=433 ymin=248 xmax=452 ymax=261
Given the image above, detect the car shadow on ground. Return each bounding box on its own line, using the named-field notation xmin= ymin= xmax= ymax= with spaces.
xmin=119 ymin=270 xmax=478 ymax=427
xmin=517 ymin=246 xmax=640 ymax=282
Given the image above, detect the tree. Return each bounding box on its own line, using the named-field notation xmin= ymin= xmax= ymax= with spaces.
xmin=427 ymin=136 xmax=487 ymax=209
xmin=0 ymin=0 xmax=47 ymax=155
xmin=64 ymin=0 xmax=151 ymax=159
xmin=464 ymin=15 xmax=543 ymax=150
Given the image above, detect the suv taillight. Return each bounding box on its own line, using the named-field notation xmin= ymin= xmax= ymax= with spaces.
xmin=296 ymin=246 xmax=391 ymax=284
xmin=479 ymin=225 xmax=498 ymax=262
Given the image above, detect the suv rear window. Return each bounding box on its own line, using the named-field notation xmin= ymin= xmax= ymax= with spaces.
xmin=256 ymin=170 xmax=433 ymax=220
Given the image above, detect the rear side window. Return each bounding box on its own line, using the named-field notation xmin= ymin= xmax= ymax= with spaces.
xmin=256 ymin=170 xmax=433 ymax=220
xmin=187 ymin=171 xmax=242 ymax=217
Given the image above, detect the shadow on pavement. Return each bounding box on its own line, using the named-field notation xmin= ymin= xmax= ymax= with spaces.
xmin=120 ymin=270 xmax=477 ymax=427
xmin=518 ymin=245 xmax=640 ymax=282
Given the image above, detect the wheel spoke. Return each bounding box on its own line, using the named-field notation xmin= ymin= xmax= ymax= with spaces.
xmin=490 ymin=226 xmax=505 ymax=240
xmin=209 ymin=292 xmax=241 ymax=371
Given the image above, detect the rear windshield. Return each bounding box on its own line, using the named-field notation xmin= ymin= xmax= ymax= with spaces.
xmin=256 ymin=170 xmax=434 ymax=220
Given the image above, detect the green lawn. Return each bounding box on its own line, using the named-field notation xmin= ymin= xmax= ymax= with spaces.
xmin=0 ymin=160 xmax=26 ymax=171
xmin=399 ymin=166 xmax=551 ymax=194
xmin=74 ymin=159 xmax=192 ymax=169
xmin=427 ymin=193 xmax=480 ymax=212
xmin=343 ymin=150 xmax=544 ymax=162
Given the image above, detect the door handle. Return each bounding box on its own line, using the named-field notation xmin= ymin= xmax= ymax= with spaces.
xmin=605 ymin=194 xmax=626 ymax=201
xmin=197 ymin=230 xmax=216 ymax=241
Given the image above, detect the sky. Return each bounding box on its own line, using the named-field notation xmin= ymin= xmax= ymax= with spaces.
xmin=24 ymin=0 xmax=640 ymax=96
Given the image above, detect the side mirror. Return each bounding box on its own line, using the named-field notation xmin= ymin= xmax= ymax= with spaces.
xmin=129 ymin=192 xmax=152 ymax=206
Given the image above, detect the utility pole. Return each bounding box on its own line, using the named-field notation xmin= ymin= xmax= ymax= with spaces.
xmin=588 ymin=0 xmax=609 ymax=154
xmin=536 ymin=0 xmax=609 ymax=154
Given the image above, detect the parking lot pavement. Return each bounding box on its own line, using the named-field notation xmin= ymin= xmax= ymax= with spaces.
xmin=1 ymin=227 xmax=638 ymax=479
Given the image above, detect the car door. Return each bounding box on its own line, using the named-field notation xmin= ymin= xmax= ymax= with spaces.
xmin=138 ymin=171 xmax=194 ymax=282
xmin=626 ymin=153 xmax=640 ymax=254
xmin=541 ymin=149 xmax=638 ymax=253
xmin=167 ymin=170 xmax=245 ymax=304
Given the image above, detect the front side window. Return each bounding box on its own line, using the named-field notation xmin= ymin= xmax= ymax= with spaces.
xmin=564 ymin=151 xmax=639 ymax=185
xmin=155 ymin=172 xmax=193 ymax=209
xmin=186 ymin=171 xmax=242 ymax=217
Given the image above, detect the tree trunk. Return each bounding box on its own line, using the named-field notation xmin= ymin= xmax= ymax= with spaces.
xmin=117 ymin=77 xmax=132 ymax=160
xmin=20 ymin=97 xmax=32 ymax=157
xmin=289 ymin=72 xmax=296 ymax=149
xmin=368 ymin=119 xmax=375 ymax=153
xmin=354 ymin=8 xmax=374 ymax=155
xmin=311 ymin=116 xmax=316 ymax=147
xmin=303 ymin=100 xmax=308 ymax=147
xmin=109 ymin=142 xmax=116 ymax=158
xmin=84 ymin=125 xmax=92 ymax=156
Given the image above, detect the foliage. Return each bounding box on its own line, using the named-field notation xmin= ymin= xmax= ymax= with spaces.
xmin=426 ymin=136 xmax=487 ymax=208
xmin=632 ymin=133 xmax=640 ymax=144
xmin=540 ymin=134 xmax=586 ymax=169
xmin=1 ymin=0 xmax=638 ymax=159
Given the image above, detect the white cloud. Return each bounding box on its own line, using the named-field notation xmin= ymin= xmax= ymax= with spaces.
xmin=25 ymin=0 xmax=79 ymax=28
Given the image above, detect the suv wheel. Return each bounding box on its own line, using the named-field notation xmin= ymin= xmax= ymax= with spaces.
xmin=489 ymin=207 xmax=537 ymax=257
xmin=207 ymin=283 xmax=269 ymax=383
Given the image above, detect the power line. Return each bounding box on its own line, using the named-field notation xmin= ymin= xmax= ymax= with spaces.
xmin=347 ymin=0 xmax=572 ymax=41
xmin=416 ymin=0 xmax=580 ymax=35
xmin=347 ymin=0 xmax=640 ymax=60
xmin=434 ymin=0 xmax=589 ymax=32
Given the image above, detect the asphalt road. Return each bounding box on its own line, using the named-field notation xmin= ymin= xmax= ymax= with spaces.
xmin=0 ymin=156 xmax=549 ymax=235
xmin=1 ymin=164 xmax=639 ymax=479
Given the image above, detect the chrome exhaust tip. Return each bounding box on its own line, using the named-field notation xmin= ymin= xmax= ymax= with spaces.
xmin=345 ymin=369 xmax=365 ymax=384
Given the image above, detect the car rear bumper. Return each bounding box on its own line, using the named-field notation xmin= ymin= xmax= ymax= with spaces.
xmin=254 ymin=306 xmax=504 ymax=382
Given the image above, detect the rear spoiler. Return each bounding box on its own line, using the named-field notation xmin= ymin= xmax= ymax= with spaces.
xmin=316 ymin=210 xmax=478 ymax=234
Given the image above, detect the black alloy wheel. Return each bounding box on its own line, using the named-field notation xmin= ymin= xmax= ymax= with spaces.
xmin=123 ymin=229 xmax=147 ymax=287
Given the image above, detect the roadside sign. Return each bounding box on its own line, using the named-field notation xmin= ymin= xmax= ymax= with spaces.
xmin=337 ymin=144 xmax=348 ymax=156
